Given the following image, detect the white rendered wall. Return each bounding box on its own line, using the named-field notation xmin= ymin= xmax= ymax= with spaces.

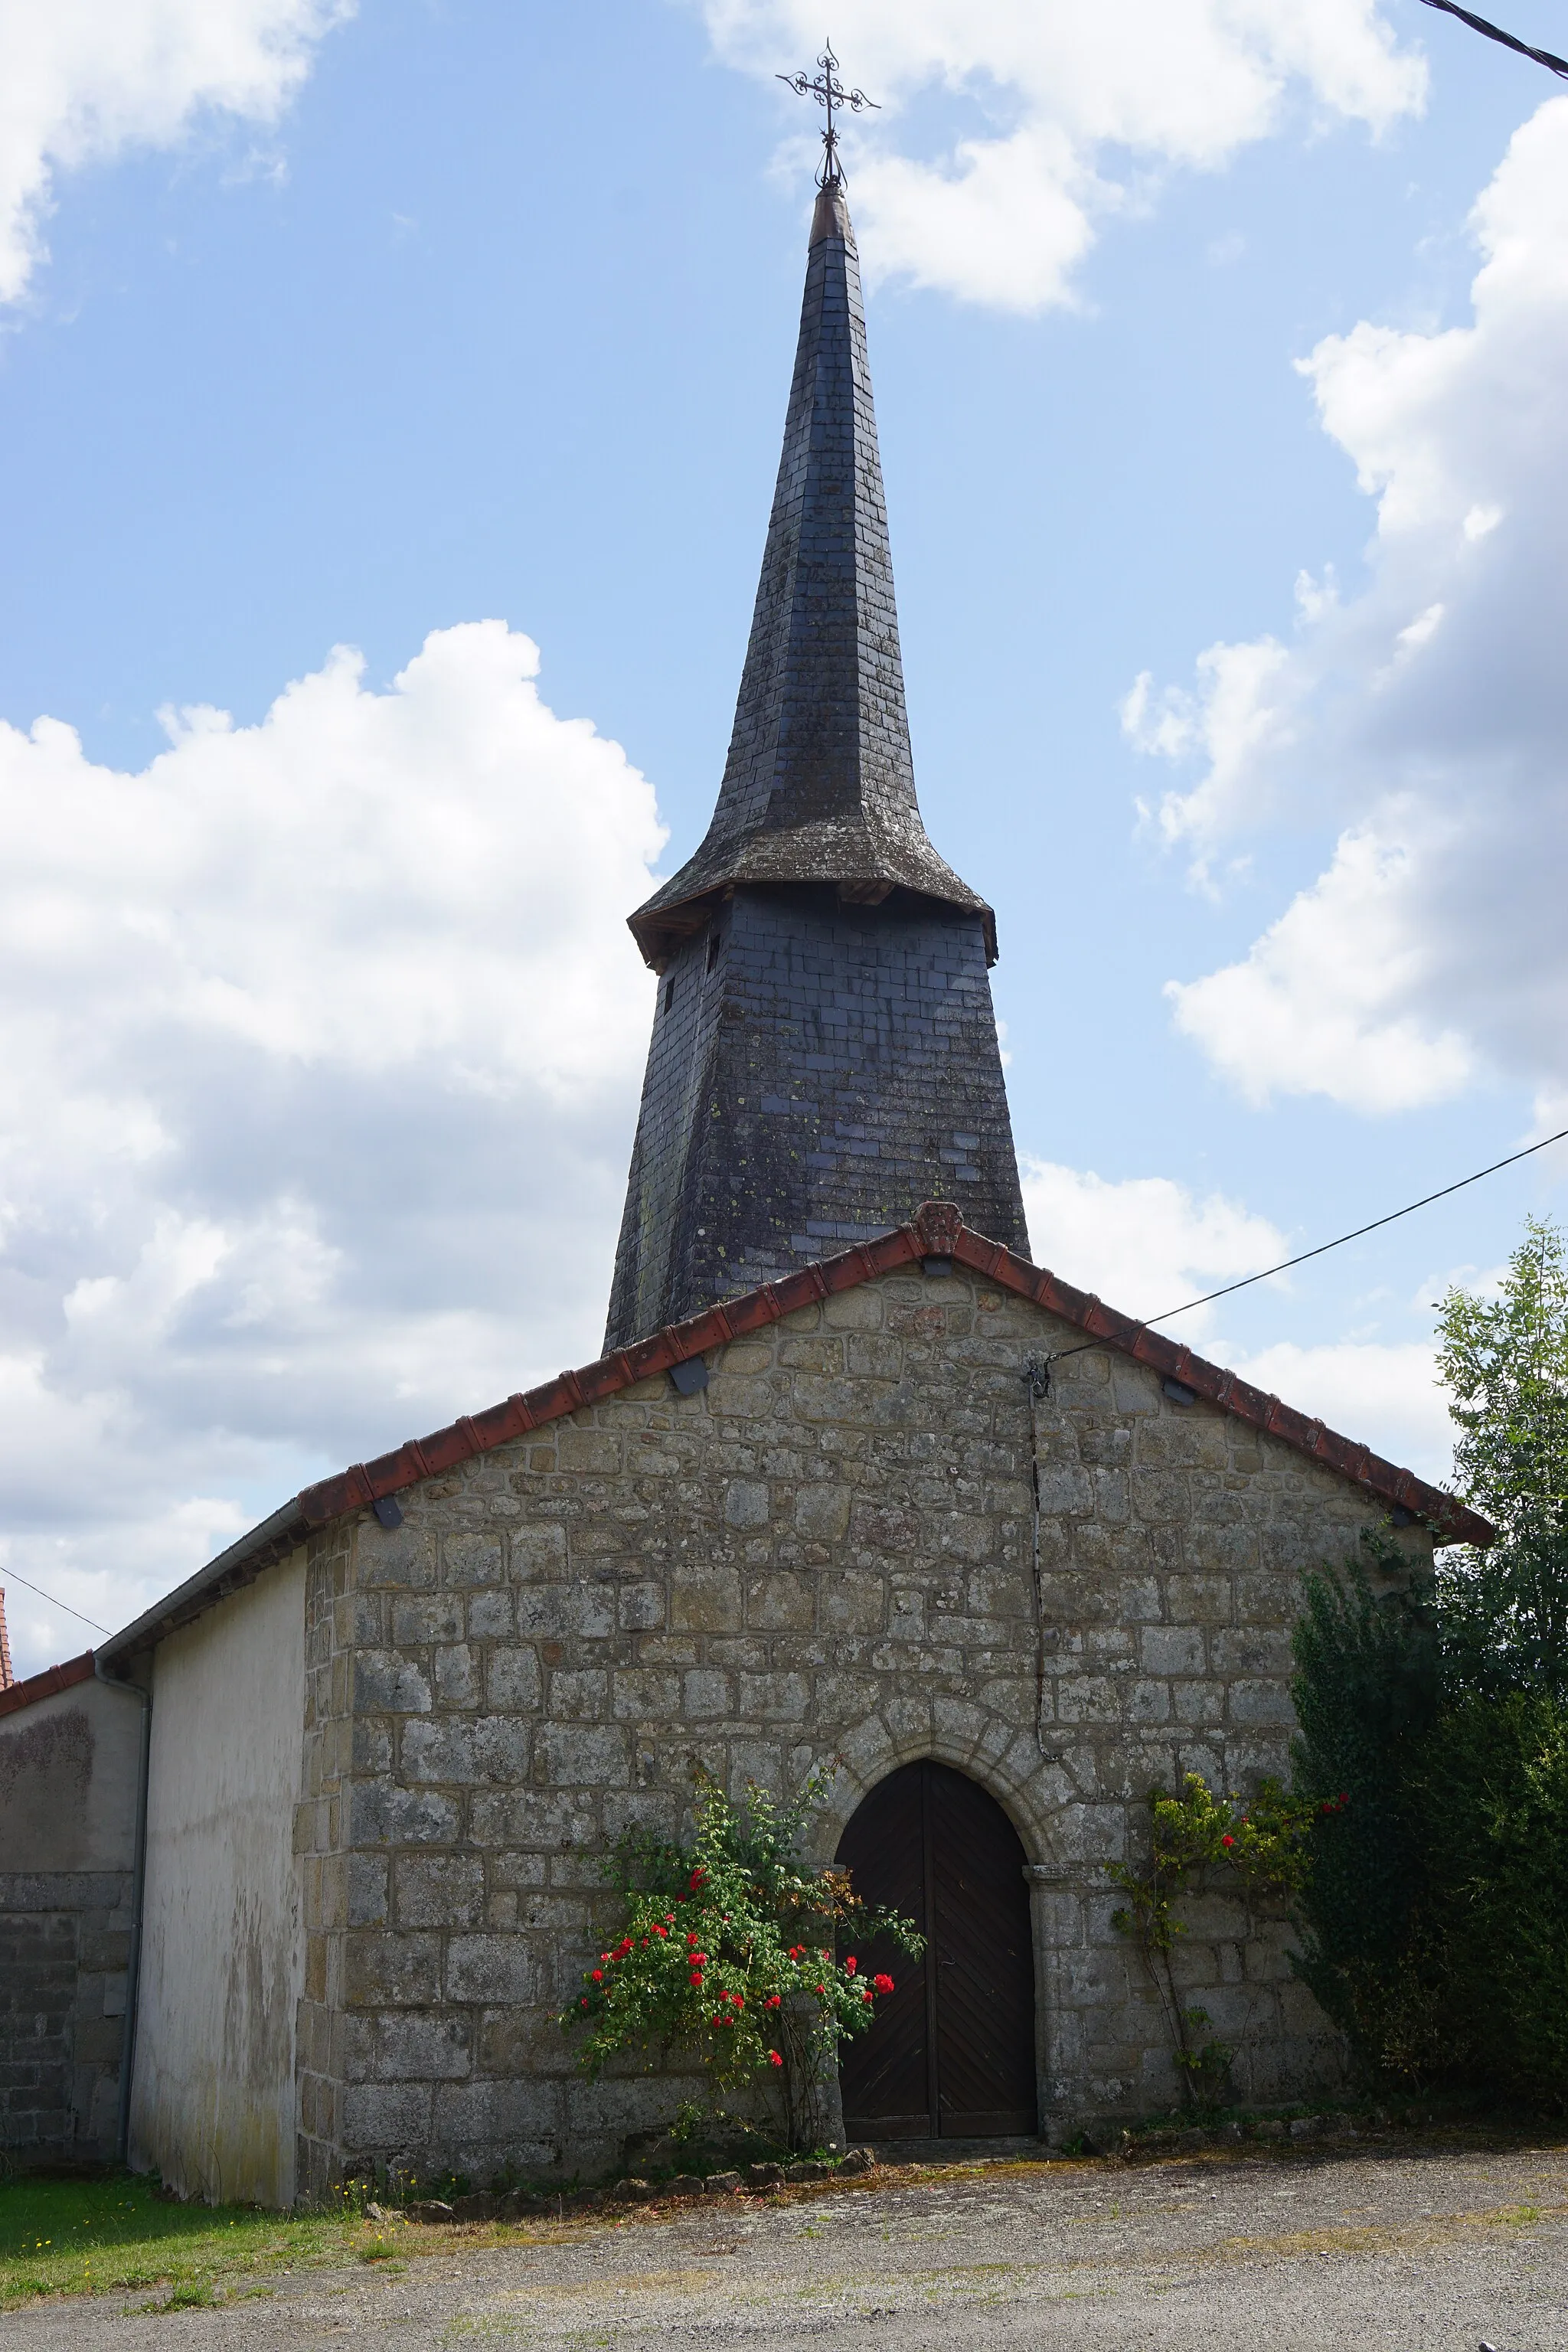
xmin=130 ymin=1550 xmax=307 ymax=2207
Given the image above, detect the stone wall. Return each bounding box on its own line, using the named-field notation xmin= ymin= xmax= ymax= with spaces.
xmin=0 ymin=1875 xmax=134 ymax=2162
xmin=0 ymin=1672 xmax=142 ymax=2161
xmin=312 ymin=1261 xmax=1428 ymax=2189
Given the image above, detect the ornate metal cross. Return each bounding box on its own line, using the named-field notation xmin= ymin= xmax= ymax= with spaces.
xmin=777 ymin=40 xmax=879 ymax=186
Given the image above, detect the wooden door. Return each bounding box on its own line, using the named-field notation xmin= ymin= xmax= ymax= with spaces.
xmin=835 ymin=1759 xmax=1037 ymax=2139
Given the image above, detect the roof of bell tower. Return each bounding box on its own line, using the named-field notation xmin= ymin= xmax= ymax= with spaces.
xmin=628 ymin=179 xmax=995 ymax=969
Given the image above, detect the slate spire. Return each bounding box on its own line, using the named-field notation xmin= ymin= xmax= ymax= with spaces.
xmin=605 ymin=181 xmax=1027 ymax=1351
xmin=628 ymin=179 xmax=992 ymax=967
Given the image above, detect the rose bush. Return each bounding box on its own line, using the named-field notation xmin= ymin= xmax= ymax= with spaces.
xmin=560 ymin=1768 xmax=923 ymax=2149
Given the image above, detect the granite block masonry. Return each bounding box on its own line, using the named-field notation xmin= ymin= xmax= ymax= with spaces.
xmin=0 ymin=1665 xmax=142 ymax=2163
xmin=288 ymin=1251 xmax=1438 ymax=2197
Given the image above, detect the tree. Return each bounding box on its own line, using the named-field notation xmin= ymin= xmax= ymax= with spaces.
xmin=560 ymin=1769 xmax=923 ymax=2152
xmin=1436 ymin=1216 xmax=1568 ymax=1699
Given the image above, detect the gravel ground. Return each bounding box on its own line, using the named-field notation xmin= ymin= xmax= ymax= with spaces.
xmin=5 ymin=2135 xmax=1566 ymax=2350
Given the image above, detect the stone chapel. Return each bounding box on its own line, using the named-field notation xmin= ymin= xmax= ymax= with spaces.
xmin=0 ymin=170 xmax=1488 ymax=2205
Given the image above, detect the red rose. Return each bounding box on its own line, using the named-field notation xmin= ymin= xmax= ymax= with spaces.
xmin=690 ymin=1867 xmax=707 ymax=1890
xmin=815 ymin=1983 xmax=826 ymax=1996
xmin=844 ymin=1956 xmax=857 ymax=1974
xmin=1220 ymin=1834 xmax=1235 ymax=1849
xmin=591 ymin=1969 xmax=603 ymax=1981
xmin=766 ymin=1994 xmax=782 ymax=2009
xmin=689 ymin=1970 xmax=704 ymax=1985
xmin=769 ymin=2050 xmax=783 ymax=2067
xmin=873 ymin=1974 xmax=893 ymax=1994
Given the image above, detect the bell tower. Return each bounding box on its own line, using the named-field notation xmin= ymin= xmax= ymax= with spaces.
xmin=604 ymin=175 xmax=1027 ymax=1350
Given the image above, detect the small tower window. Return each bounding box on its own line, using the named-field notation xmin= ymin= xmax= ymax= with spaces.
xmin=664 ymin=975 xmax=677 ymax=1016
xmin=706 ymin=931 xmax=722 ymax=975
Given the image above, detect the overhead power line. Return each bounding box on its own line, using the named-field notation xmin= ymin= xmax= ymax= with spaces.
xmin=1416 ymin=0 xmax=1568 ymax=81
xmin=0 ymin=1567 xmax=110 ymax=1636
xmin=1144 ymin=1123 xmax=1568 ymax=1331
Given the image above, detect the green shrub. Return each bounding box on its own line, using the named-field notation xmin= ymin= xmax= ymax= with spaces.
xmin=1412 ymin=1693 xmax=1568 ymax=2106
xmin=1288 ymin=1545 xmax=1442 ymax=2079
xmin=1279 ymin=1217 xmax=1568 ymax=2105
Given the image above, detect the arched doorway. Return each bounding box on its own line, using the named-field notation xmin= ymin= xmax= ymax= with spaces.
xmin=835 ymin=1759 xmax=1037 ymax=2140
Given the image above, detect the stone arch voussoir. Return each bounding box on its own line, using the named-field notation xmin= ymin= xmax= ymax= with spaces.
xmin=804 ymin=1708 xmax=1061 ymax=1870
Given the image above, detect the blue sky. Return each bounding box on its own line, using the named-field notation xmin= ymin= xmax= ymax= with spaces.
xmin=2 ymin=0 xmax=1566 ymax=1674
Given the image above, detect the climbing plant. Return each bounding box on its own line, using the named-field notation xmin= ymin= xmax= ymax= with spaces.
xmin=560 ymin=1768 xmax=923 ymax=2151
xmin=1109 ymin=1773 xmax=1315 ymax=2104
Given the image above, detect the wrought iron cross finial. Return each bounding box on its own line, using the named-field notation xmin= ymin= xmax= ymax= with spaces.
xmin=777 ymin=39 xmax=879 ymax=188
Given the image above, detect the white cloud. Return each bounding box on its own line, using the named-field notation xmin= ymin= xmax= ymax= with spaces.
xmin=1166 ymin=812 xmax=1475 ymax=1110
xmin=0 ymin=622 xmax=662 ymax=1677
xmin=1134 ymin=99 xmax=1568 ymax=1122
xmin=703 ymin=1 xmax=1425 ymax=310
xmin=1021 ymin=1156 xmax=1285 ymax=1335
xmin=0 ymin=0 xmax=348 ymax=305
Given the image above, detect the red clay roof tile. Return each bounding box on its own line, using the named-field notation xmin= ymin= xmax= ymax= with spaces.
xmin=0 ymin=1648 xmax=96 ymax=1720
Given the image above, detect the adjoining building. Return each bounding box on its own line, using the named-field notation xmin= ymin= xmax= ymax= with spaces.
xmin=0 ymin=168 xmax=1489 ymax=2203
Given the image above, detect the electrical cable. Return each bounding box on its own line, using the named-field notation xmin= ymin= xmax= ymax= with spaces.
xmin=1034 ymin=1123 xmax=1568 ymax=1376
xmin=1416 ymin=0 xmax=1568 ymax=81
xmin=1142 ymin=1123 xmax=1568 ymax=1330
xmin=0 ymin=1566 xmax=110 ymax=1636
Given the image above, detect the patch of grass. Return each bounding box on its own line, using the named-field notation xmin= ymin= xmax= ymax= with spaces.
xmin=0 ymin=2169 xmax=366 ymax=2309
xmin=162 ymin=2282 xmax=217 ymax=2309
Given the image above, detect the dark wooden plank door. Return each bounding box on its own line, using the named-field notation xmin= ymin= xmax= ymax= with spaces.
xmin=835 ymin=1759 xmax=1037 ymax=2140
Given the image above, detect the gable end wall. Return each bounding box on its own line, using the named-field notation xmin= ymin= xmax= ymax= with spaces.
xmin=317 ymin=1264 xmax=1428 ymax=2185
